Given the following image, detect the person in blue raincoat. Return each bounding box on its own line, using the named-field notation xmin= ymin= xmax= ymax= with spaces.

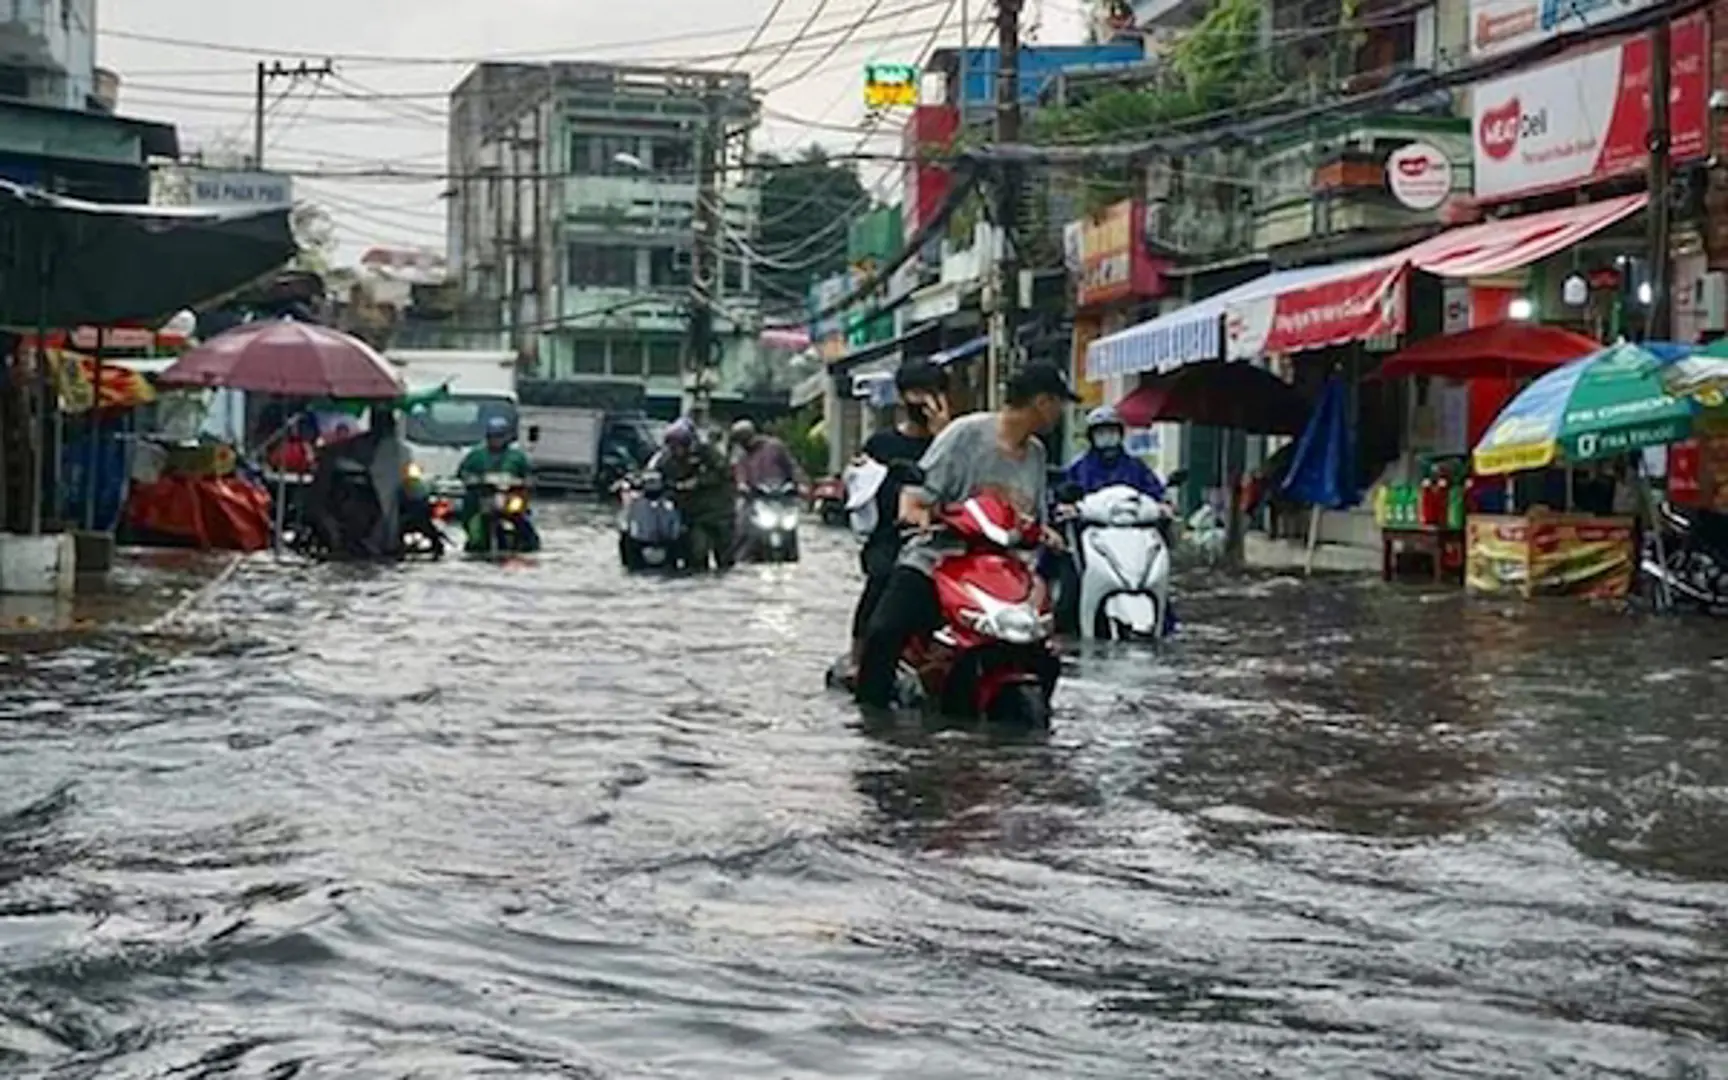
xmin=1061 ymin=405 xmax=1166 ymax=499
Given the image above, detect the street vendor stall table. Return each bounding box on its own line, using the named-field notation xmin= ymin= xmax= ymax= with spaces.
xmin=1382 ymin=524 xmax=1465 ymax=583
xmin=1465 ymin=510 xmax=1636 ymax=598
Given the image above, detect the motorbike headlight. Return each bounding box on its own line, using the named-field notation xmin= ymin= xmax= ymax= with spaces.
xmin=962 ymin=601 xmax=1046 ymax=644
xmin=780 ymin=511 xmax=800 ymax=530
xmin=752 ymin=504 xmax=778 ymax=529
xmin=404 ymin=462 xmax=424 ymax=482
xmin=505 ymin=495 xmax=526 ymax=515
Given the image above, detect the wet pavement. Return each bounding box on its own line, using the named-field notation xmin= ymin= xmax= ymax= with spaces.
xmin=4 ymin=503 xmax=1728 ymax=1078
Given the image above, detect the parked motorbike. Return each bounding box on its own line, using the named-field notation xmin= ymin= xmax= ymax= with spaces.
xmin=893 ymin=488 xmax=1060 ymax=727
xmin=617 ymin=470 xmax=687 ymax=571
xmin=740 ymin=480 xmax=802 ymax=562
xmin=810 ymin=475 xmax=848 ymax=526
xmin=1055 ymin=482 xmax=1175 ymax=641
xmin=466 ymin=472 xmax=540 ymax=555
xmin=1642 ymin=501 xmax=1728 ymax=611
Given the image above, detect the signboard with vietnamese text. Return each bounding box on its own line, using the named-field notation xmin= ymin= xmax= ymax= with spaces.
xmin=1471 ymin=12 xmax=1707 ymax=203
xmin=1467 ymin=0 xmax=1659 ymax=58
xmin=864 ymin=63 xmax=919 ymax=109
xmin=154 ymin=167 xmax=294 ymax=210
xmin=1075 ymin=201 xmax=1135 ymax=309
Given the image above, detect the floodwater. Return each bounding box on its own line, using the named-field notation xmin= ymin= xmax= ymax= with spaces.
xmin=4 ymin=505 xmax=1728 ymax=1078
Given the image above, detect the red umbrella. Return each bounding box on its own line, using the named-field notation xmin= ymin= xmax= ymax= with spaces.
xmin=157 ymin=319 xmax=405 ymax=399
xmin=1375 ymin=322 xmax=1600 ymax=381
xmin=1117 ymin=361 xmax=1310 ymax=436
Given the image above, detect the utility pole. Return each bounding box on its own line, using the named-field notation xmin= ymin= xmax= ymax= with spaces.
xmin=687 ymin=74 xmax=725 ymax=424
xmin=1645 ymin=14 xmax=1673 ymax=342
xmin=986 ymin=0 xmax=1024 ymax=409
xmin=254 ymin=59 xmax=335 ymax=168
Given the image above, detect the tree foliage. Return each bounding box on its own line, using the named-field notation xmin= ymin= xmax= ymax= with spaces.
xmin=754 ymin=146 xmax=870 ymax=313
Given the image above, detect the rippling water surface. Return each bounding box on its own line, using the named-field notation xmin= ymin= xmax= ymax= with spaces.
xmin=5 ymin=505 xmax=1728 ymax=1078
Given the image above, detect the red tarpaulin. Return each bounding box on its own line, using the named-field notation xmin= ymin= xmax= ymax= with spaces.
xmin=124 ymin=475 xmax=273 ymax=551
xmin=1375 ymin=323 xmax=1601 ymax=381
xmin=157 ymin=319 xmax=405 ymax=400
xmin=1117 ymin=361 xmax=1311 ymax=436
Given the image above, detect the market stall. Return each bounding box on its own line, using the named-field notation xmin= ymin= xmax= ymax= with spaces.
xmin=1466 ymin=341 xmax=1708 ymax=599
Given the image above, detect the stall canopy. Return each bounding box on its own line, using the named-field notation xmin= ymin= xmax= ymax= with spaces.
xmin=1116 ymin=361 xmax=1310 ymax=435
xmin=0 ymin=179 xmax=296 ymax=329
xmin=1375 ymin=323 xmax=1602 ymax=381
xmin=1223 ymin=193 xmax=1648 ymax=360
xmin=1086 ymin=262 xmax=1381 ymax=381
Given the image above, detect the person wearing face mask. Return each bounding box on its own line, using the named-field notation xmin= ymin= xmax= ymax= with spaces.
xmin=853 ymin=361 xmax=1076 ymax=709
xmin=1062 ymin=405 xmax=1166 ymax=502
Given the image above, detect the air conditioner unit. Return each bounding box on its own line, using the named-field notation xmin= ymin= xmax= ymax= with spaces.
xmin=1700 ymin=271 xmax=1728 ymax=333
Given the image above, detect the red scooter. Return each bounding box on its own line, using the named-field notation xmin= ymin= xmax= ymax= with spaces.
xmin=897 ymin=490 xmax=1061 ymax=727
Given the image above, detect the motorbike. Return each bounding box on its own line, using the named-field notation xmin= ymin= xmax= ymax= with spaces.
xmin=617 ymin=469 xmax=687 ymax=571
xmin=740 ymin=480 xmax=802 ymax=562
xmin=465 ymin=471 xmax=540 ymax=555
xmin=810 ymin=475 xmax=848 ymax=526
xmin=399 ymin=462 xmax=446 ymax=560
xmin=1641 ymin=501 xmax=1728 ymax=611
xmin=1055 ymin=483 xmax=1175 ymax=641
xmin=893 ymin=488 xmax=1060 ymax=727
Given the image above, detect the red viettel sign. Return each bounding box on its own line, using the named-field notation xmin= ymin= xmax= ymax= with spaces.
xmin=1472 ymin=12 xmax=1707 ymax=203
xmin=1386 ymin=142 xmax=1452 ymax=210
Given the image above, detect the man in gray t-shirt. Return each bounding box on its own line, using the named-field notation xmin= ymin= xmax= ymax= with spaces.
xmin=854 ymin=361 xmax=1078 ymax=709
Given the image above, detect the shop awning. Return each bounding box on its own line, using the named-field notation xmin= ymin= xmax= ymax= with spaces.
xmin=1086 ymin=261 xmax=1382 ymax=381
xmin=828 ymin=320 xmax=938 ymax=376
xmin=931 ymin=335 xmax=987 ymax=366
xmin=1222 ymin=193 xmax=1649 ymax=361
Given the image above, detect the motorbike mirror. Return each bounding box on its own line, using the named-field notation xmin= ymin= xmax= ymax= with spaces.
xmin=527 ymin=425 xmax=542 ymax=443
xmin=1054 ymin=481 xmax=1084 ymax=504
xmin=1167 ymin=468 xmax=1190 ymax=487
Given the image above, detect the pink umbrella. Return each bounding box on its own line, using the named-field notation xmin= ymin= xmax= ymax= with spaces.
xmin=157 ymin=319 xmax=405 ymax=400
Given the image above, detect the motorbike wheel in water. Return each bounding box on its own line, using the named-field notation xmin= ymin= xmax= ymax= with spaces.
xmin=986 ymin=681 xmax=1051 ymax=729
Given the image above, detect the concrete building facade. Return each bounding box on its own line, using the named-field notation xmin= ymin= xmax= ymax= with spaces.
xmin=446 ymin=62 xmax=762 ymax=412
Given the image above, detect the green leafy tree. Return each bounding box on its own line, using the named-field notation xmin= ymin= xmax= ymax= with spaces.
xmin=755 ymin=146 xmax=870 ymax=314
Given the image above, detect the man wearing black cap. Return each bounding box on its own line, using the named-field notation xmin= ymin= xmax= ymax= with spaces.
xmin=854 ymin=360 xmax=1079 ymax=709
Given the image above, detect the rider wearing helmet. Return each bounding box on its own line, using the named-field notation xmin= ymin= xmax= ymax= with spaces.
xmin=730 ymin=417 xmax=803 ymax=491
xmin=1062 ymin=405 xmax=1166 ymax=501
xmin=650 ymin=417 xmax=736 ymax=570
xmin=457 ymin=414 xmax=533 ymax=548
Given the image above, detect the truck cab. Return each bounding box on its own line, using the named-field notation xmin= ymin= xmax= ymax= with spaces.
xmin=388 ymin=350 xmax=520 ymax=497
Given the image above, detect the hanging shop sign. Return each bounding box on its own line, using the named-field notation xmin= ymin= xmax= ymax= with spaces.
xmin=1071 ymin=200 xmax=1166 ymax=310
xmin=1472 ymin=12 xmax=1707 ymax=203
xmin=864 ymin=64 xmax=919 ymax=109
xmin=1386 ymin=142 xmax=1453 ymax=211
xmin=1467 ymin=0 xmax=1660 ymax=58
xmin=1225 ymin=263 xmax=1406 ymax=360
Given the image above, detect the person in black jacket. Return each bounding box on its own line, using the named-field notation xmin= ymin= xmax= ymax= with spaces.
xmin=845 ymin=360 xmax=953 ymax=678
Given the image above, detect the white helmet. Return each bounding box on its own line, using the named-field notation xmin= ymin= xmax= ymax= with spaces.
xmin=1085 ymin=405 xmax=1123 ymax=432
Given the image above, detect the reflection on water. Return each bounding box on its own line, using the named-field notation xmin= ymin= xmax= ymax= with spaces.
xmin=3 ymin=506 xmax=1728 ymax=1077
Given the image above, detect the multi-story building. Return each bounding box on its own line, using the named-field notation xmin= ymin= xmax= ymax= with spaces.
xmin=446 ymin=61 xmax=762 ymax=415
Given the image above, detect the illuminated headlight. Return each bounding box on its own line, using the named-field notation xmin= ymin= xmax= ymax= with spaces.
xmin=780 ymin=512 xmax=800 ymax=530
xmin=752 ymin=504 xmax=779 ymax=529
xmin=404 ymin=461 xmax=424 ymax=482
xmin=505 ymin=495 xmax=526 ymax=515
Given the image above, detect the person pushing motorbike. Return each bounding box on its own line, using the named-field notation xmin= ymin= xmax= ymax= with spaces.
xmin=457 ymin=415 xmax=534 ymax=551
xmin=842 ymin=360 xmax=953 ymax=683
xmin=854 ymin=361 xmax=1077 ymax=709
xmin=729 ymin=419 xmax=805 ymax=490
xmin=651 ymin=417 xmax=735 ymax=570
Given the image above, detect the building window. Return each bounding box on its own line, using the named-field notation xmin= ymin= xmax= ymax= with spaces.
xmin=721 ymin=256 xmax=745 ymax=295
xmin=570 ymin=337 xmax=607 ymax=375
xmin=649 ymin=138 xmax=694 ymax=178
xmin=649 ymin=246 xmax=689 ymax=289
xmin=646 ymin=339 xmax=683 ymax=377
xmin=569 ymin=131 xmax=642 ymax=176
xmin=566 ymin=243 xmax=637 ymax=287
xmin=610 ymin=339 xmax=647 ymax=377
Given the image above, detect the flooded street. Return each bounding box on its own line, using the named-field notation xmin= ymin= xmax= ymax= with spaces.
xmin=5 ymin=503 xmax=1728 ymax=1078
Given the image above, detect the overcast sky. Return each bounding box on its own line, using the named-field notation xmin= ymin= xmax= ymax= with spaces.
xmin=100 ymin=0 xmax=1084 ymax=264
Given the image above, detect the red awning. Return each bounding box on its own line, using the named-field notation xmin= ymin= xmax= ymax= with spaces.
xmin=1402 ymin=193 xmax=1648 ymax=278
xmin=1375 ymin=322 xmax=1602 ymax=381
xmin=1221 ymin=193 xmax=1648 ymax=361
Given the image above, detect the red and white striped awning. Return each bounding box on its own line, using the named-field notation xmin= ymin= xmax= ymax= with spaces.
xmin=1222 ymin=193 xmax=1649 ymax=360
xmin=1402 ymin=192 xmax=1648 ymax=279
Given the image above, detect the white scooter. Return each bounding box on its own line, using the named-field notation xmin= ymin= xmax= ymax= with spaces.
xmin=1058 ymin=482 xmax=1177 ymax=641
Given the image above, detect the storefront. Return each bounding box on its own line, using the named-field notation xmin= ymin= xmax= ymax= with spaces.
xmin=1066 ymin=199 xmax=1169 ymax=461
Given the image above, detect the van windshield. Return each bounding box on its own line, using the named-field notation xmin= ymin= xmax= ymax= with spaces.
xmin=405 ymin=396 xmax=518 ymax=447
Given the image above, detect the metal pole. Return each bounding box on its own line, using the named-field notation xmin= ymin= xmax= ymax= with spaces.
xmin=987 ymin=0 xmax=1024 ymax=410
xmin=1646 ymin=14 xmax=1672 ymax=342
xmin=687 ymin=75 xmax=724 ymax=425
xmin=84 ymin=326 xmax=103 ymax=530
xmin=254 ymin=61 xmax=267 ymax=169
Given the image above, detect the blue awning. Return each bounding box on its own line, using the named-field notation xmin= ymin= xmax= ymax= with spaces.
xmin=1086 ymin=261 xmax=1381 ymax=381
xmin=931 ymin=335 xmax=988 ymax=366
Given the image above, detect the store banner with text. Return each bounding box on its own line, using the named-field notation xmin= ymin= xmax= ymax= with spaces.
xmin=1472 ymin=12 xmax=1707 ymax=203
xmin=1224 ymin=263 xmax=1405 ymax=360
xmin=1072 ymin=201 xmax=1164 ymax=310
xmin=1467 ymin=0 xmax=1659 ymax=57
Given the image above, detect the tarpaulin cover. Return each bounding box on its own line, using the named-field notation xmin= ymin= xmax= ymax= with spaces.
xmin=1281 ymin=375 xmax=1358 ymax=509
xmin=124 ymin=475 xmax=273 ymax=551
